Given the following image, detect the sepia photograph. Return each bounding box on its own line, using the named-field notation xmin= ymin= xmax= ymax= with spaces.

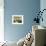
xmin=12 ymin=15 xmax=24 ymax=24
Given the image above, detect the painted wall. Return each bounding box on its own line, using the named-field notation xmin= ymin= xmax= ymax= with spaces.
xmin=4 ymin=0 xmax=40 ymax=42
xmin=0 ymin=0 xmax=4 ymax=42
xmin=40 ymin=0 xmax=46 ymax=27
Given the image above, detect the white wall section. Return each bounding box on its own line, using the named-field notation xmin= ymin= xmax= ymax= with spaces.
xmin=0 ymin=0 xmax=4 ymax=42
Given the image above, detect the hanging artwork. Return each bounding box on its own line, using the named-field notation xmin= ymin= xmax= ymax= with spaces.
xmin=12 ymin=15 xmax=24 ymax=24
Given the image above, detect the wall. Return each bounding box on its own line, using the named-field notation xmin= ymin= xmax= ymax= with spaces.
xmin=4 ymin=0 xmax=40 ymax=42
xmin=40 ymin=0 xmax=46 ymax=27
xmin=0 ymin=0 xmax=4 ymax=42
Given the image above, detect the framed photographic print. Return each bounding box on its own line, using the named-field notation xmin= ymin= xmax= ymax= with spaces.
xmin=12 ymin=15 xmax=24 ymax=24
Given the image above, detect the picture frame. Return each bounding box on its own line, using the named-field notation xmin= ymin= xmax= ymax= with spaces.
xmin=12 ymin=15 xmax=24 ymax=24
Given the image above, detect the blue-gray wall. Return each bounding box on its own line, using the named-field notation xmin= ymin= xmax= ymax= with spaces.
xmin=40 ymin=0 xmax=46 ymax=27
xmin=4 ymin=0 xmax=40 ymax=42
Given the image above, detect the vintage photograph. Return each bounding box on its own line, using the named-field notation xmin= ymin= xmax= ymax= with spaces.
xmin=12 ymin=15 xmax=24 ymax=24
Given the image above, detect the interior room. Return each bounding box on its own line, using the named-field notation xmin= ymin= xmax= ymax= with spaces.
xmin=0 ymin=0 xmax=46 ymax=46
